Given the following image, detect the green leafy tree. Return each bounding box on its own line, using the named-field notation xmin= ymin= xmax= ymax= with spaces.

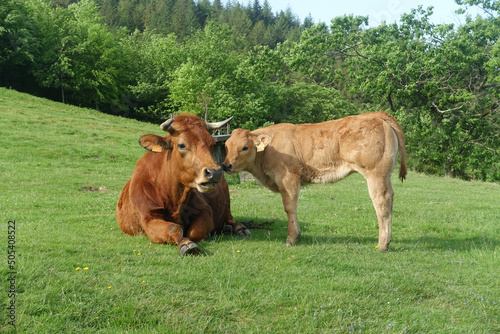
xmin=123 ymin=29 xmax=182 ymax=120
xmin=0 ymin=0 xmax=39 ymax=89
xmin=324 ymin=5 xmax=499 ymax=180
xmin=169 ymin=22 xmax=241 ymax=118
xmin=169 ymin=22 xmax=275 ymax=128
xmin=31 ymin=0 xmax=130 ymax=110
xmin=274 ymin=83 xmax=359 ymax=124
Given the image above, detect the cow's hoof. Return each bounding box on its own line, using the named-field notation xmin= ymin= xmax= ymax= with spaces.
xmin=223 ymin=225 xmax=233 ymax=235
xmin=236 ymin=227 xmax=251 ymax=237
xmin=179 ymin=242 xmax=201 ymax=256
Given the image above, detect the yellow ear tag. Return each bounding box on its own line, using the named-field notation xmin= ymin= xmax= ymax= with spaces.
xmin=152 ymin=144 xmax=163 ymax=153
xmin=256 ymin=142 xmax=266 ymax=152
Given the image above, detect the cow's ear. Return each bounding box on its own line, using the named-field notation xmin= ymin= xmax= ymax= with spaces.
xmin=138 ymin=134 xmax=172 ymax=152
xmin=256 ymin=135 xmax=270 ymax=152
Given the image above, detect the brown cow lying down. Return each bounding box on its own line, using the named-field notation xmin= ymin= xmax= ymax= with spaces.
xmin=222 ymin=112 xmax=406 ymax=251
xmin=117 ymin=114 xmax=250 ymax=256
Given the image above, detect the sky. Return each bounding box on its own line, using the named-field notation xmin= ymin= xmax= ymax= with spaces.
xmin=235 ymin=0 xmax=484 ymax=26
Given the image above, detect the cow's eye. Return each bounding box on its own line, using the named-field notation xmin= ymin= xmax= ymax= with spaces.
xmin=242 ymin=146 xmax=248 ymax=152
xmin=178 ymin=143 xmax=187 ymax=151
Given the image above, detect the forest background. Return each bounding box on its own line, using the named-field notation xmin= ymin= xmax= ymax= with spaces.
xmin=1 ymin=0 xmax=499 ymax=181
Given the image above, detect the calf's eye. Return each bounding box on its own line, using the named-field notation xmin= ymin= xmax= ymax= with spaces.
xmin=242 ymin=146 xmax=248 ymax=152
xmin=178 ymin=143 xmax=187 ymax=151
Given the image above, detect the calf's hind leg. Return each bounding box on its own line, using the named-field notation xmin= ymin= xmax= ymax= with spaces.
xmin=366 ymin=176 xmax=394 ymax=252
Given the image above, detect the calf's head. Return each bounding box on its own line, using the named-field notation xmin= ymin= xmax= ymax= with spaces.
xmin=139 ymin=114 xmax=231 ymax=193
xmin=222 ymin=128 xmax=270 ymax=173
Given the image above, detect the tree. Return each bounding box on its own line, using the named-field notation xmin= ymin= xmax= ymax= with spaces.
xmin=0 ymin=0 xmax=39 ymax=89
xmin=302 ymin=14 xmax=314 ymax=29
xmin=171 ymin=0 xmax=200 ymax=40
xmin=169 ymin=22 xmax=275 ymax=128
xmin=220 ymin=2 xmax=252 ymax=41
xmin=272 ymin=82 xmax=359 ymax=124
xmin=325 ymin=5 xmax=500 ymax=180
xmin=124 ymin=29 xmax=182 ymax=120
xmin=31 ymin=0 xmax=131 ymax=110
xmin=196 ymin=0 xmax=213 ymax=27
xmin=147 ymin=0 xmax=176 ymax=35
xmin=249 ymin=0 xmax=262 ymax=24
xmin=261 ymin=0 xmax=274 ymax=26
xmin=248 ymin=20 xmax=266 ymax=47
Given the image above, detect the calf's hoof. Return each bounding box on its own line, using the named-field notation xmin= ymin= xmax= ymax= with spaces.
xmin=285 ymin=236 xmax=299 ymax=247
xmin=179 ymin=242 xmax=201 ymax=256
xmin=376 ymin=243 xmax=390 ymax=252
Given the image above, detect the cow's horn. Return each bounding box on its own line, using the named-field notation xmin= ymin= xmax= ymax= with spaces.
xmin=206 ymin=116 xmax=234 ymax=130
xmin=160 ymin=117 xmax=175 ymax=132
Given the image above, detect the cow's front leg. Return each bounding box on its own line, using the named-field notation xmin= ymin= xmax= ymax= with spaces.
xmin=278 ymin=176 xmax=301 ymax=246
xmin=141 ymin=218 xmax=183 ymax=244
xmin=140 ymin=218 xmax=198 ymax=256
xmin=178 ymin=209 xmax=215 ymax=256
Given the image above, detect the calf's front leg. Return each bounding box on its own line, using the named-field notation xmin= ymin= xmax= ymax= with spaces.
xmin=278 ymin=176 xmax=301 ymax=246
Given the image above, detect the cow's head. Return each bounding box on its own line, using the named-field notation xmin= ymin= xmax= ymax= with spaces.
xmin=139 ymin=114 xmax=232 ymax=193
xmin=222 ymin=129 xmax=270 ymax=174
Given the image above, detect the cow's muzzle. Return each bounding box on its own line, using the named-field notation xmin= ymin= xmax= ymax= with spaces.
xmin=204 ymin=167 xmax=222 ymax=182
xmin=197 ymin=167 xmax=222 ymax=193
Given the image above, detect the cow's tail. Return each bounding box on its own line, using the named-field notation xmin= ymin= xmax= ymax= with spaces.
xmin=380 ymin=112 xmax=407 ymax=182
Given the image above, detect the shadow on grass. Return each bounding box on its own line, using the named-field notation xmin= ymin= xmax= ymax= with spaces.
xmin=224 ymin=216 xmax=499 ymax=252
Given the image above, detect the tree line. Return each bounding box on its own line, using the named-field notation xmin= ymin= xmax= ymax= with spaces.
xmin=1 ymin=0 xmax=498 ymax=181
xmin=50 ymin=0 xmax=306 ymax=46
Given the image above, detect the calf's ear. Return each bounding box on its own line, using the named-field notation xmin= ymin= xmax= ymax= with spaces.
xmin=256 ymin=135 xmax=270 ymax=152
xmin=138 ymin=134 xmax=172 ymax=152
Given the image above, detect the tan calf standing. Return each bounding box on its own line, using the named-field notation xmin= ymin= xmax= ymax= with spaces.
xmin=222 ymin=112 xmax=406 ymax=251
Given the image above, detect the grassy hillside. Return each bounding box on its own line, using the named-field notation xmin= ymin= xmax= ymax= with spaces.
xmin=0 ymin=88 xmax=499 ymax=333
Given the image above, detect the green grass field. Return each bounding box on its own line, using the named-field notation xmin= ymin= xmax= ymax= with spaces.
xmin=1 ymin=87 xmax=498 ymax=333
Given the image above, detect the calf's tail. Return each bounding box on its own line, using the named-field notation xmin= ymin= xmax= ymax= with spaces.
xmin=380 ymin=112 xmax=407 ymax=182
